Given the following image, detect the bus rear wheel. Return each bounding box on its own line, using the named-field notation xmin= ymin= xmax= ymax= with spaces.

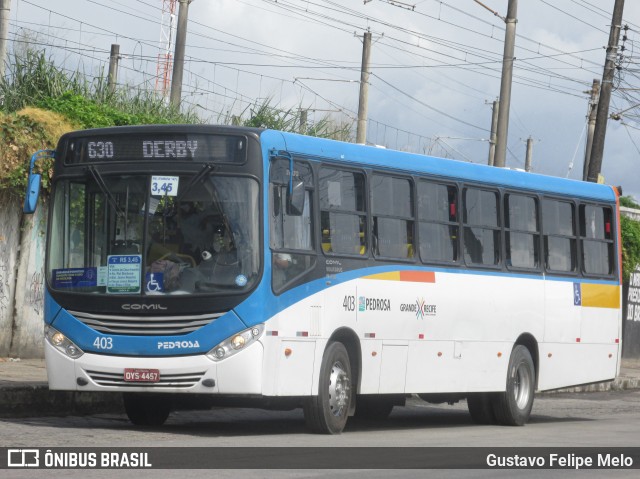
xmin=303 ymin=341 xmax=352 ymax=434
xmin=123 ymin=393 xmax=171 ymax=426
xmin=492 ymin=345 xmax=535 ymax=426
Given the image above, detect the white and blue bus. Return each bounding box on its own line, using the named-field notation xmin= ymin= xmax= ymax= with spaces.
xmin=24 ymin=125 xmax=622 ymax=433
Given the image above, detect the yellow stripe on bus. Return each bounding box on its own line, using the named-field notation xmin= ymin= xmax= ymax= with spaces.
xmin=581 ymin=283 xmax=620 ymax=309
xmin=363 ymin=271 xmax=436 ymax=283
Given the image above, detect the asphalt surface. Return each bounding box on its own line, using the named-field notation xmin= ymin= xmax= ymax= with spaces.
xmin=0 ymin=356 xmax=639 ymax=417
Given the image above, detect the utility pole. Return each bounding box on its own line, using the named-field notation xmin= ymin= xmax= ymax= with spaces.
xmin=524 ymin=136 xmax=533 ymax=172
xmin=299 ymin=109 xmax=308 ymax=134
xmin=487 ymin=99 xmax=499 ymax=166
xmin=356 ymin=30 xmax=372 ymax=144
xmin=582 ymin=79 xmax=600 ymax=181
xmin=107 ymin=44 xmax=120 ymax=95
xmin=170 ymin=0 xmax=193 ymax=109
xmin=494 ymin=0 xmax=518 ymax=168
xmin=587 ymin=0 xmax=625 ymax=183
xmin=0 ymin=0 xmax=10 ymax=81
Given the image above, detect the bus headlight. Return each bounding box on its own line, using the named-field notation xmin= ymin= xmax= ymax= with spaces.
xmin=45 ymin=325 xmax=84 ymax=359
xmin=207 ymin=324 xmax=264 ymax=362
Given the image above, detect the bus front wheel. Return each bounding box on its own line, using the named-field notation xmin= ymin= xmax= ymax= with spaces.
xmin=492 ymin=345 xmax=535 ymax=426
xmin=303 ymin=341 xmax=352 ymax=434
xmin=123 ymin=393 xmax=171 ymax=426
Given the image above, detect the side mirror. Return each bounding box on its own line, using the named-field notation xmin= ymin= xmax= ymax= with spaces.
xmin=23 ymin=173 xmax=42 ymax=214
xmin=286 ymin=178 xmax=305 ymax=216
xmin=23 ymin=149 xmax=55 ymax=214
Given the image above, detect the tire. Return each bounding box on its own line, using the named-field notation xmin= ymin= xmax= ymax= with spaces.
xmin=354 ymin=395 xmax=395 ymax=420
xmin=467 ymin=393 xmax=497 ymax=425
xmin=492 ymin=345 xmax=535 ymax=426
xmin=123 ymin=393 xmax=171 ymax=426
xmin=303 ymin=342 xmax=352 ymax=434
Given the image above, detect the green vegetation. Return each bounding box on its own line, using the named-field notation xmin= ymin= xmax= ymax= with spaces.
xmin=0 ymin=108 xmax=73 ymax=194
xmin=620 ymin=195 xmax=640 ymax=209
xmin=239 ymin=98 xmax=352 ymax=141
xmin=621 ymin=213 xmax=640 ymax=282
xmin=1 ymin=50 xmax=198 ymax=127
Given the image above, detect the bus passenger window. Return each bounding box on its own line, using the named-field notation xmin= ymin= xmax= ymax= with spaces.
xmin=542 ymin=199 xmax=577 ymax=273
xmin=580 ymin=204 xmax=614 ymax=276
xmin=319 ymin=168 xmax=367 ymax=256
xmin=463 ymin=188 xmax=500 ymax=266
xmin=505 ymin=194 xmax=540 ymax=270
xmin=417 ymin=181 xmax=458 ymax=263
xmin=371 ymin=175 xmax=414 ymax=259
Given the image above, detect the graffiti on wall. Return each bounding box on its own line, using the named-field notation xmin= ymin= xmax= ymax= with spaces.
xmin=0 ymin=258 xmax=8 ymax=318
xmin=27 ymin=269 xmax=45 ymax=315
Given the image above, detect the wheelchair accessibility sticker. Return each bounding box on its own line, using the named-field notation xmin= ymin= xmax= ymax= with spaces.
xmin=145 ymin=273 xmax=164 ymax=292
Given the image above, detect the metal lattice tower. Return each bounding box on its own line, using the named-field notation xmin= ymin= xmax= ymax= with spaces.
xmin=155 ymin=0 xmax=177 ymax=97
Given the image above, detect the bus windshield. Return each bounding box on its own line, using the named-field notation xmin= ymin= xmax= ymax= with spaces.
xmin=47 ymin=172 xmax=260 ymax=295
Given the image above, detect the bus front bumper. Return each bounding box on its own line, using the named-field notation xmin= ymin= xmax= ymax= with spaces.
xmin=44 ymin=340 xmax=264 ymax=395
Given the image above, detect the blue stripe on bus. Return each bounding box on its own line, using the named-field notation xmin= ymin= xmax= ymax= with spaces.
xmin=51 ymin=305 xmax=247 ymax=356
xmin=260 ymin=130 xmax=617 ymax=203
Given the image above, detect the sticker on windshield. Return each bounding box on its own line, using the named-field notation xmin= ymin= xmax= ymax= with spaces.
xmin=107 ymin=255 xmax=142 ymax=294
xmin=52 ymin=267 xmax=98 ymax=288
xmin=151 ymin=176 xmax=179 ymax=196
xmin=235 ymin=274 xmax=248 ymax=287
xmin=146 ymin=272 xmax=164 ymax=292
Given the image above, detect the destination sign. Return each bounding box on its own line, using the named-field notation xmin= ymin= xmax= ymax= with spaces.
xmin=63 ymin=134 xmax=247 ymax=164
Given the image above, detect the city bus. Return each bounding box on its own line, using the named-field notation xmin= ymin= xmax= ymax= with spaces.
xmin=24 ymin=125 xmax=622 ymax=434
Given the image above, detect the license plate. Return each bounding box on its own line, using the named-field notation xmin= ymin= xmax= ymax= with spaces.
xmin=124 ymin=368 xmax=160 ymax=383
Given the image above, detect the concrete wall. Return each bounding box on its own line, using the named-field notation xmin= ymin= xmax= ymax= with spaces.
xmin=0 ymin=192 xmax=47 ymax=358
xmin=0 ymin=191 xmax=22 ymax=356
xmin=11 ymin=196 xmax=48 ymax=357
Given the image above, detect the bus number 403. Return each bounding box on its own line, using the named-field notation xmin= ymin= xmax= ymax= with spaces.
xmin=93 ymin=337 xmax=113 ymax=350
xmin=343 ymin=295 xmax=355 ymax=312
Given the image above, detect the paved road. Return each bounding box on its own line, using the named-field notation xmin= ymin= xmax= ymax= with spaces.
xmin=2 ymin=390 xmax=639 ymax=478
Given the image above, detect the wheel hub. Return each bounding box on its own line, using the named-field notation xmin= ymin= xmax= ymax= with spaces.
xmin=513 ymin=361 xmax=532 ymax=410
xmin=328 ymin=361 xmax=350 ymax=416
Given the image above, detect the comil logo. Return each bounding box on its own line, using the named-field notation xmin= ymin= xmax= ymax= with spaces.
xmin=8 ymin=449 xmax=39 ymax=467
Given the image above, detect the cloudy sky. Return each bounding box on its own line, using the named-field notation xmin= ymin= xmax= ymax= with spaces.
xmin=6 ymin=0 xmax=640 ymax=198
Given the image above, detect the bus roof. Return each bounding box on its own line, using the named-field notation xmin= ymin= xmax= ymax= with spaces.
xmin=265 ymin=129 xmax=617 ymax=204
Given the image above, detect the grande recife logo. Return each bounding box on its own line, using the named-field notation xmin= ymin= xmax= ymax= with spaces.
xmin=400 ymin=297 xmax=437 ymax=319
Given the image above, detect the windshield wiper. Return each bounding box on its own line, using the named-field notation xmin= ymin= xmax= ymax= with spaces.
xmin=176 ymin=163 xmax=213 ymax=203
xmin=87 ymin=165 xmax=123 ymax=217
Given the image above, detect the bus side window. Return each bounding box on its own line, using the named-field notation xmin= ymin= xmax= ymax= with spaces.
xmin=542 ymin=199 xmax=577 ymax=273
xmin=371 ymin=174 xmax=414 ymax=260
xmin=505 ymin=193 xmax=540 ymax=270
xmin=580 ymin=204 xmax=614 ymax=276
xmin=319 ymin=168 xmax=367 ymax=256
xmin=269 ymin=158 xmax=315 ymax=293
xmin=463 ymin=187 xmax=500 ymax=266
xmin=417 ymin=181 xmax=458 ymax=264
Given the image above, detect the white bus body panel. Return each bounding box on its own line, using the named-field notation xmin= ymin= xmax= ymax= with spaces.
xmin=45 ymin=340 xmax=264 ymax=395
xmin=46 ymin=270 xmax=620 ymax=396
